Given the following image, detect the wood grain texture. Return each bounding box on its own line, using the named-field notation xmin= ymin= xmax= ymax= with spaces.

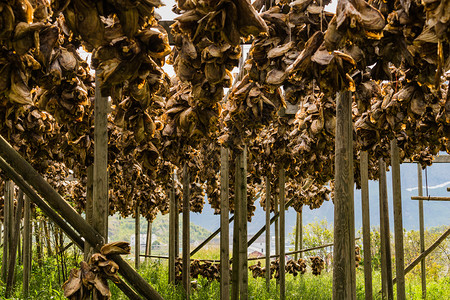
xmin=265 ymin=176 xmax=271 ymax=292
xmin=220 ymin=148 xmax=230 ymax=300
xmin=279 ymin=168 xmax=286 ymax=300
xmin=93 ymin=72 xmax=109 ymax=241
xmin=360 ymin=151 xmax=372 ymax=300
xmin=169 ymin=172 xmax=176 ymax=284
xmin=239 ymin=147 xmax=248 ymax=300
xmin=417 ymin=164 xmax=426 ymax=299
xmin=391 ymin=140 xmax=405 ymax=300
xmin=333 ymin=91 xmax=356 ymax=300
xmin=182 ymin=163 xmax=191 ymax=299
xmin=379 ymin=158 xmax=394 ymax=300
xmin=84 ymin=166 xmax=94 ymax=261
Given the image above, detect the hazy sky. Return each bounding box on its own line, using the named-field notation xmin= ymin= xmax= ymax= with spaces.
xmin=156 ymin=0 xmax=338 ymax=20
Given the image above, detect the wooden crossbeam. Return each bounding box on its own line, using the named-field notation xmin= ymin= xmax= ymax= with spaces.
xmin=410 ymin=196 xmax=450 ymax=201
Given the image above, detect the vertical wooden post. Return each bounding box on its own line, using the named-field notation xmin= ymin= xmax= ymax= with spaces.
xmin=174 ymin=170 xmax=179 ymax=259
xmin=379 ymin=158 xmax=394 ymax=300
xmin=169 ymin=171 xmax=176 ymax=284
xmin=84 ymin=165 xmax=94 ymax=261
xmin=182 ymin=163 xmax=190 ymax=299
xmin=360 ymin=151 xmax=372 ymax=300
xmin=274 ymin=192 xmax=279 ymax=260
xmin=23 ymin=194 xmax=32 ymax=299
xmin=279 ymin=168 xmax=286 ymax=300
xmin=1 ymin=180 xmax=13 ymax=281
xmin=145 ymin=220 xmax=152 ymax=263
xmin=220 ymin=148 xmax=230 ymax=300
xmin=43 ymin=220 xmax=53 ymax=256
xmin=93 ymin=71 xmax=109 ymax=243
xmin=390 ymin=139 xmax=405 ymax=300
xmin=238 ymin=146 xmax=248 ymax=300
xmin=265 ymin=176 xmax=271 ymax=292
xmin=294 ymin=213 xmax=300 ymax=260
xmin=333 ymin=90 xmax=356 ymax=300
xmin=417 ymin=164 xmax=426 ymax=299
xmin=135 ymin=200 xmax=140 ymax=269
xmin=6 ymin=190 xmax=24 ymax=297
xmin=299 ymin=211 xmax=303 ymax=259
xmin=232 ymin=153 xmax=241 ymax=300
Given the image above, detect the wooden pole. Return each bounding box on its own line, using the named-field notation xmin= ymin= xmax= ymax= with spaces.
xmin=392 ymin=227 xmax=450 ymax=285
xmin=265 ymin=176 xmax=271 ymax=292
xmin=169 ymin=171 xmax=176 ymax=284
xmin=299 ymin=211 xmax=303 ymax=259
xmin=84 ymin=165 xmax=94 ymax=261
xmin=279 ymin=168 xmax=286 ymax=300
xmin=274 ymin=191 xmax=279 ymax=261
xmin=333 ymin=90 xmax=356 ymax=300
xmin=379 ymin=158 xmax=394 ymax=300
xmin=391 ymin=139 xmax=405 ymax=300
xmin=5 ymin=190 xmax=24 ymax=297
xmin=175 ymin=172 xmax=179 ymax=259
xmin=135 ymin=200 xmax=140 ymax=269
xmin=360 ymin=151 xmax=372 ymax=300
xmin=182 ymin=163 xmax=190 ymax=299
xmin=220 ymin=147 xmax=230 ymax=300
xmin=145 ymin=221 xmax=152 ymax=263
xmin=410 ymin=196 xmax=450 ymax=201
xmin=23 ymin=194 xmax=31 ymax=299
xmin=239 ymin=147 xmax=248 ymax=300
xmin=0 ymin=138 xmax=162 ymax=300
xmin=232 ymin=153 xmax=241 ymax=300
xmin=93 ymin=71 xmax=109 ymax=242
xmin=417 ymin=164 xmax=426 ymax=299
xmin=294 ymin=212 xmax=300 ymax=260
xmin=1 ymin=180 xmax=13 ymax=281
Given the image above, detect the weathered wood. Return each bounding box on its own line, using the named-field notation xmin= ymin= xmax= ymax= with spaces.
xmin=5 ymin=190 xmax=24 ymax=298
xmin=279 ymin=168 xmax=286 ymax=300
xmin=93 ymin=72 xmax=109 ymax=242
xmin=84 ymin=165 xmax=94 ymax=261
xmin=1 ymin=180 xmax=13 ymax=281
xmin=175 ymin=170 xmax=179 ymax=259
xmin=379 ymin=158 xmax=394 ymax=300
xmin=169 ymin=171 xmax=176 ymax=284
xmin=391 ymin=139 xmax=406 ymax=300
xmin=417 ymin=164 xmax=426 ymax=299
xmin=220 ymin=147 xmax=230 ymax=300
xmin=392 ymin=227 xmax=450 ymax=285
xmin=232 ymin=153 xmax=241 ymax=300
xmin=333 ymin=90 xmax=356 ymax=300
xmin=274 ymin=191 xmax=279 ymax=260
xmin=265 ymin=176 xmax=271 ymax=292
xmin=145 ymin=221 xmax=152 ymax=263
xmin=410 ymin=196 xmax=450 ymax=201
xmin=0 ymin=138 xmax=162 ymax=300
xmin=135 ymin=200 xmax=140 ymax=269
xmin=43 ymin=219 xmax=53 ymax=256
xmin=182 ymin=163 xmax=190 ymax=299
xmin=294 ymin=212 xmax=300 ymax=260
xmin=360 ymin=151 xmax=372 ymax=300
xmin=23 ymin=194 xmax=32 ymax=298
xmin=239 ymin=147 xmax=248 ymax=300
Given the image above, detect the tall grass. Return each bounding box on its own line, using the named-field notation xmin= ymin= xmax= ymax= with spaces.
xmin=1 ymin=253 xmax=449 ymax=299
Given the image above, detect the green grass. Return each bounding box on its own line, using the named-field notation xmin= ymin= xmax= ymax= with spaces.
xmin=1 ymin=253 xmax=449 ymax=299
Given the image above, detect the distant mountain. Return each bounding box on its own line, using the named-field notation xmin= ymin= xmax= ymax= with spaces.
xmin=189 ymin=161 xmax=450 ymax=237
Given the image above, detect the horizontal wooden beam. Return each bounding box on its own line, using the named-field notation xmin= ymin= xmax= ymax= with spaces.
xmin=410 ymin=196 xmax=450 ymax=201
xmin=392 ymin=227 xmax=450 ymax=285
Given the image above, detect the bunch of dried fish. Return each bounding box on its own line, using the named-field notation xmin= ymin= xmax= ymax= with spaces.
xmin=175 ymin=258 xmax=224 ymax=283
xmin=168 ymin=0 xmax=268 ymax=139
xmin=286 ymin=258 xmax=307 ymax=277
xmin=63 ymin=241 xmax=130 ymax=300
xmin=310 ymin=255 xmax=325 ymax=275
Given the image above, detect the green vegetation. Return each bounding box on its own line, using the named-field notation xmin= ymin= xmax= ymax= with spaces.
xmin=108 ymin=213 xmax=211 ymax=247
